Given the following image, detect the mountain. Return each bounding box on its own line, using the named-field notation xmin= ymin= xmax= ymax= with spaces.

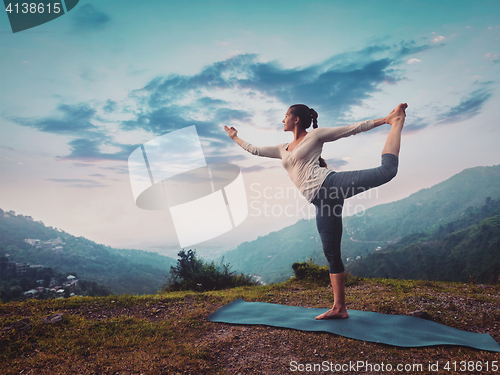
xmin=219 ymin=219 xmax=323 ymax=284
xmin=0 ymin=209 xmax=176 ymax=296
xmin=220 ymin=165 xmax=500 ymax=283
xmin=347 ymin=207 xmax=500 ymax=283
xmin=343 ymin=164 xmax=500 ymax=245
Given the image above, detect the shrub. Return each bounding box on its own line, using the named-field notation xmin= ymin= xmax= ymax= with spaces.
xmin=292 ymin=260 xmax=329 ymax=282
xmin=292 ymin=260 xmax=364 ymax=286
xmin=164 ymin=249 xmax=259 ymax=292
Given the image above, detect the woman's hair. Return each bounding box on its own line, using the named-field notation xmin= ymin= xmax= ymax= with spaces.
xmin=289 ymin=104 xmax=318 ymax=129
xmin=289 ymin=104 xmax=327 ymax=168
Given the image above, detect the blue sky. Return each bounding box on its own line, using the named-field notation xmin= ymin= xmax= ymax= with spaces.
xmin=1 ymin=0 xmax=499 ymax=257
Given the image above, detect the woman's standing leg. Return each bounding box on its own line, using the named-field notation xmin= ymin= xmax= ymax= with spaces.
xmin=313 ymin=197 xmax=348 ymax=319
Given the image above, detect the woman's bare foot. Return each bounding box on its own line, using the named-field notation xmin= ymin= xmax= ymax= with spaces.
xmin=315 ymin=306 xmax=349 ymax=320
xmin=386 ymin=103 xmax=407 ymax=126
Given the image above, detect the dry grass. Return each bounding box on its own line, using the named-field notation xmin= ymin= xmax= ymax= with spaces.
xmin=1 ymin=277 xmax=499 ymax=374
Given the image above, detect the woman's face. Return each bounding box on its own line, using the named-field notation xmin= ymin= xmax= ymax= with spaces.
xmin=282 ymin=108 xmax=298 ymax=132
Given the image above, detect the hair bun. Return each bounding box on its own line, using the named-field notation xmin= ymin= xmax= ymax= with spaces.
xmin=309 ymin=107 xmax=318 ymax=119
xmin=309 ymin=108 xmax=318 ymax=128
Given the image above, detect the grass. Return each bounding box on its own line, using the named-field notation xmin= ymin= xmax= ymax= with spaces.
xmin=1 ymin=277 xmax=499 ymax=374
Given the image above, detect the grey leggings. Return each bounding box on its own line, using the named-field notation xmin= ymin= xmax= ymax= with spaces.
xmin=310 ymin=153 xmax=399 ymax=274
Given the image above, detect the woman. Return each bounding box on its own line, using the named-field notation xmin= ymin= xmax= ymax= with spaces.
xmin=224 ymin=103 xmax=407 ymax=319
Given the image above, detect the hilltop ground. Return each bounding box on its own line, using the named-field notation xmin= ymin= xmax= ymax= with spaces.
xmin=1 ymin=277 xmax=499 ymax=375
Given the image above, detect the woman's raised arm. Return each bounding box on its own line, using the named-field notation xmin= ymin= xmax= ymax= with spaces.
xmin=224 ymin=125 xmax=282 ymax=159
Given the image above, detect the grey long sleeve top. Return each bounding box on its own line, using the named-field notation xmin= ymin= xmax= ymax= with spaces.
xmin=241 ymin=120 xmax=376 ymax=202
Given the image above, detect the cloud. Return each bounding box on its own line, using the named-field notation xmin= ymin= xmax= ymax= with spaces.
xmin=60 ymin=138 xmax=137 ymax=162
xmin=396 ymin=40 xmax=433 ymax=57
xmin=127 ymin=45 xmax=408 ymax=132
xmin=71 ymin=4 xmax=111 ymax=32
xmin=432 ymin=35 xmax=445 ymax=43
xmin=215 ymin=108 xmax=252 ymax=123
xmin=72 ymin=163 xmax=94 ymax=168
xmin=196 ymin=97 xmax=228 ymax=106
xmin=436 ymin=88 xmax=492 ymax=124
xmin=118 ymin=47 xmax=413 ymax=168
xmin=11 ymin=103 xmax=99 ymax=135
xmin=403 ymin=116 xmax=431 ymax=134
xmin=98 ymin=166 xmax=130 ymax=174
xmin=102 ymin=100 xmax=118 ymax=113
xmin=121 ymin=105 xmax=229 ymax=150
xmin=8 ymin=103 xmax=137 ymax=162
xmin=407 ymin=58 xmax=421 ymax=64
xmin=45 ymin=178 xmax=105 ymax=189
xmin=484 ymin=52 xmax=500 ymax=64
xmin=9 ymin=41 xmax=432 ymax=164
xmin=80 ymin=68 xmax=104 ymax=82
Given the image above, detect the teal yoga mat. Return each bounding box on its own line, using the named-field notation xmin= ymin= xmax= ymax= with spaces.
xmin=207 ymin=299 xmax=500 ymax=352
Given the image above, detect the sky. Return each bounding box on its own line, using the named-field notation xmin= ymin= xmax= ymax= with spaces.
xmin=1 ymin=0 xmax=499 ymax=258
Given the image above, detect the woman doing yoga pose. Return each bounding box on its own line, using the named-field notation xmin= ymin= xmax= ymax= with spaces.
xmin=224 ymin=103 xmax=407 ymax=319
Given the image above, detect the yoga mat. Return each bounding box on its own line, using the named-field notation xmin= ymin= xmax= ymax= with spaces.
xmin=207 ymin=299 xmax=500 ymax=352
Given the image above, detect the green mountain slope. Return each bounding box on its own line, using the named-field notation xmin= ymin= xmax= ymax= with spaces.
xmin=343 ymin=164 xmax=500 ymax=243
xmin=347 ymin=214 xmax=500 ymax=284
xmin=0 ymin=209 xmax=176 ymax=295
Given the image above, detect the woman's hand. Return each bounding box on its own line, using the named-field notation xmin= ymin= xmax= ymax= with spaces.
xmin=224 ymin=125 xmax=238 ymax=139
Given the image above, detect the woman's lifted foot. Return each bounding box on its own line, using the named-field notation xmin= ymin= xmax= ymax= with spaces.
xmin=386 ymin=103 xmax=407 ymax=126
xmin=315 ymin=306 xmax=349 ymax=320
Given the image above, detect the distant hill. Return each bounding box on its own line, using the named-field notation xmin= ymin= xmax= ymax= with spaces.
xmin=347 ymin=200 xmax=500 ymax=283
xmin=220 ymin=165 xmax=500 ymax=283
xmin=0 ymin=209 xmax=176 ymax=296
xmin=341 ymin=164 xmax=500 ymax=253
xmin=219 ymin=219 xmax=323 ymax=284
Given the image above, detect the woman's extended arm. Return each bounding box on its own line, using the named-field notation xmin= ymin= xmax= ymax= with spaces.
xmin=373 ymin=117 xmax=388 ymax=127
xmin=224 ymin=125 xmax=282 ymax=159
xmin=313 ymin=116 xmax=389 ymax=143
xmin=314 ymin=118 xmax=382 ymax=143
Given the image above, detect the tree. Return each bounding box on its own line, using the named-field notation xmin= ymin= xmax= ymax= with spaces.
xmin=169 ymin=249 xmax=201 ymax=282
